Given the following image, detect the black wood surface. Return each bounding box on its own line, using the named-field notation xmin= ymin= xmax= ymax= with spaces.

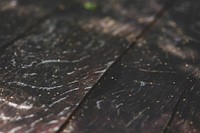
xmin=0 ymin=0 xmax=70 ymax=49
xmin=62 ymin=0 xmax=200 ymax=133
xmin=0 ymin=0 xmax=166 ymax=132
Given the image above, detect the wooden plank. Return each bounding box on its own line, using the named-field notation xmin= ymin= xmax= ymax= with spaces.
xmin=0 ymin=0 xmax=70 ymax=49
xmin=78 ymin=0 xmax=167 ymax=42
xmin=62 ymin=1 xmax=200 ymax=133
xmin=62 ymin=40 xmax=191 ymax=133
xmin=0 ymin=0 xmax=165 ymax=132
xmin=156 ymin=0 xmax=200 ymax=132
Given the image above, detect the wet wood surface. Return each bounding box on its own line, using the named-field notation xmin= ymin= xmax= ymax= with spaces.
xmin=0 ymin=0 xmax=167 ymax=132
xmin=1 ymin=0 xmax=200 ymax=133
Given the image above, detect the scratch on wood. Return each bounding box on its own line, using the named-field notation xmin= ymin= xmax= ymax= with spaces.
xmin=7 ymin=81 xmax=63 ymax=90
xmin=125 ymin=109 xmax=147 ymax=127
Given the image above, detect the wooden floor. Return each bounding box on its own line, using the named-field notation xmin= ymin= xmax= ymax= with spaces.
xmin=0 ymin=0 xmax=200 ymax=133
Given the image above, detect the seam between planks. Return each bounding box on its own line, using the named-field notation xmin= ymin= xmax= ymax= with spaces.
xmin=56 ymin=0 xmax=177 ymax=132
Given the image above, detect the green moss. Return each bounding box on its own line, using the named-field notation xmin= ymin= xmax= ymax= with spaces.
xmin=83 ymin=2 xmax=97 ymax=11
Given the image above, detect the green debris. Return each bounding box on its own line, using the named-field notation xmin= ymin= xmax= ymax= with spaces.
xmin=83 ymin=2 xmax=97 ymax=11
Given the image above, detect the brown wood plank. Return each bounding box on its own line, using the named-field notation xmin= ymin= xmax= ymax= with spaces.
xmin=62 ymin=1 xmax=200 ymax=133
xmin=0 ymin=0 xmax=70 ymax=49
xmin=0 ymin=0 xmax=166 ymax=132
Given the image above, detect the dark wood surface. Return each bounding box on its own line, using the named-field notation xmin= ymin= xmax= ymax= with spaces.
xmin=63 ymin=0 xmax=200 ymax=133
xmin=0 ymin=7 xmax=128 ymax=133
xmin=0 ymin=0 xmax=168 ymax=132
xmin=0 ymin=0 xmax=200 ymax=133
xmin=160 ymin=1 xmax=200 ymax=133
xmin=0 ymin=0 xmax=71 ymax=49
xmin=63 ymin=42 xmax=191 ymax=133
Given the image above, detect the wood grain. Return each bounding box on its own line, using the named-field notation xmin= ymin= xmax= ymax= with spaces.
xmin=0 ymin=0 xmax=165 ymax=132
xmin=63 ymin=39 xmax=191 ymax=133
xmin=63 ymin=0 xmax=200 ymax=133
xmin=0 ymin=0 xmax=70 ymax=49
xmin=157 ymin=0 xmax=200 ymax=132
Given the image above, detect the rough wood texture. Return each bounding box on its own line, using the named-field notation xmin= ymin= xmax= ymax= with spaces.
xmin=1 ymin=0 xmax=199 ymax=133
xmin=63 ymin=0 xmax=200 ymax=133
xmin=78 ymin=0 xmax=166 ymax=42
xmin=138 ymin=1 xmax=200 ymax=132
xmin=0 ymin=0 xmax=69 ymax=49
xmin=63 ymin=38 xmax=191 ymax=133
xmin=158 ymin=1 xmax=200 ymax=132
xmin=0 ymin=0 xmax=166 ymax=132
xmin=0 ymin=11 xmax=126 ymax=133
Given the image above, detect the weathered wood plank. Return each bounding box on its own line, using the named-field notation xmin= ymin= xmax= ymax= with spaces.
xmin=0 ymin=12 xmax=127 ymax=133
xmin=78 ymin=0 xmax=167 ymax=42
xmin=157 ymin=1 xmax=200 ymax=132
xmin=0 ymin=0 xmax=70 ymax=49
xmin=62 ymin=1 xmax=200 ymax=133
xmin=0 ymin=0 xmax=165 ymax=132
xmin=62 ymin=40 xmax=191 ymax=133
